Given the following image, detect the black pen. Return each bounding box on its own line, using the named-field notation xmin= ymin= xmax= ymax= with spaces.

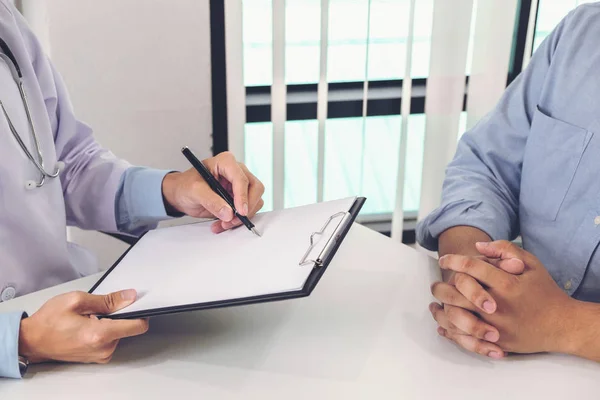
xmin=181 ymin=146 xmax=261 ymax=237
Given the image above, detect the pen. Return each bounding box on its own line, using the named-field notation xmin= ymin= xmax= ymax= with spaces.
xmin=181 ymin=146 xmax=262 ymax=237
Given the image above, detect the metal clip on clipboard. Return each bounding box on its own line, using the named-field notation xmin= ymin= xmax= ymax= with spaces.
xmin=299 ymin=211 xmax=352 ymax=267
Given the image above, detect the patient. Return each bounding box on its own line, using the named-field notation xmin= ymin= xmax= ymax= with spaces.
xmin=418 ymin=3 xmax=600 ymax=361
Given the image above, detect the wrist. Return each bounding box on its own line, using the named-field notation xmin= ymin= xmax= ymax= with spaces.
xmin=549 ymin=297 xmax=588 ymax=355
xmin=19 ymin=317 xmax=45 ymax=364
xmin=161 ymin=172 xmax=184 ymax=217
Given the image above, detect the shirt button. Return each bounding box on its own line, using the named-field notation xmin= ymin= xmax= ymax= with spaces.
xmin=1 ymin=286 xmax=16 ymax=302
xmin=564 ymin=280 xmax=573 ymax=291
xmin=594 ymin=216 xmax=600 ymax=226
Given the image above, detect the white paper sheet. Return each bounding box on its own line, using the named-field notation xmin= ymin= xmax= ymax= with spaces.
xmin=91 ymin=197 xmax=358 ymax=315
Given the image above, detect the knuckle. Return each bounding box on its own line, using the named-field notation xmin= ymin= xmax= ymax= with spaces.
xmin=445 ymin=306 xmax=460 ymax=321
xmin=444 ymin=290 xmax=458 ymax=305
xmin=430 ymin=282 xmax=440 ymax=296
xmin=473 ymin=342 xmax=486 ymax=355
xmin=219 ymin=151 xmax=235 ymax=162
xmin=500 ymin=275 xmax=518 ymax=291
xmin=86 ymin=331 xmax=106 ymax=348
xmin=497 ymin=240 xmax=512 ymax=250
xmin=473 ymin=322 xmax=489 ymax=339
xmin=104 ymin=294 xmax=116 ymax=311
xmin=138 ymin=319 xmax=150 ymax=334
xmin=453 ymin=273 xmax=466 ymax=288
xmin=66 ymin=291 xmax=85 ymax=307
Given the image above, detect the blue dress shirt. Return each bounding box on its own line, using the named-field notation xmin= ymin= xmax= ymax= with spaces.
xmin=418 ymin=4 xmax=600 ymax=304
xmin=0 ymin=167 xmax=171 ymax=378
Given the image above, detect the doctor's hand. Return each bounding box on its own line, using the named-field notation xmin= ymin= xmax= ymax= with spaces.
xmin=430 ymin=254 xmax=525 ymax=359
xmin=18 ymin=289 xmax=149 ymax=364
xmin=161 ymin=151 xmax=265 ymax=234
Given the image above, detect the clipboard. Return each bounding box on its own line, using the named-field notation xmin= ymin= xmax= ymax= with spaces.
xmin=89 ymin=197 xmax=366 ymax=319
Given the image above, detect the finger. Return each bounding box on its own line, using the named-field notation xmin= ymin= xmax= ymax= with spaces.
xmin=73 ymin=290 xmax=138 ymax=315
xmin=100 ymin=318 xmax=150 ymax=342
xmin=211 ymin=220 xmax=226 ymax=234
xmin=476 ymin=241 xmax=533 ymax=268
xmin=429 ymin=303 xmax=467 ymax=335
xmin=221 ymin=217 xmax=243 ymax=231
xmin=213 ymin=153 xmax=250 ymax=215
xmin=444 ymin=304 xmax=500 ymax=342
xmin=486 ymin=257 xmax=526 ymax=275
xmin=238 ymin=163 xmax=265 ymax=217
xmin=431 ymin=280 xmax=492 ymax=314
xmin=444 ymin=329 xmax=505 ymax=359
xmin=452 ymin=273 xmax=497 ymax=314
xmin=197 ymin=188 xmax=234 ymax=222
xmin=218 ymin=198 xmax=264 ymax=232
xmin=438 ymin=254 xmax=516 ymax=288
xmin=431 ymin=281 xmax=479 ymax=312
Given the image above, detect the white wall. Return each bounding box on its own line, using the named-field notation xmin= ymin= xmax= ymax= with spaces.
xmin=26 ymin=0 xmax=214 ymax=269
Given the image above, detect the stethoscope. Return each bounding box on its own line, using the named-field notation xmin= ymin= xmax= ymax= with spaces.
xmin=0 ymin=38 xmax=63 ymax=190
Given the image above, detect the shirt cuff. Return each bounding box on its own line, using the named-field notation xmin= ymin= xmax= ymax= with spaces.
xmin=0 ymin=312 xmax=26 ymax=379
xmin=116 ymin=167 xmax=178 ymax=235
xmin=416 ymin=199 xmax=512 ymax=252
xmin=124 ymin=167 xmax=171 ymax=220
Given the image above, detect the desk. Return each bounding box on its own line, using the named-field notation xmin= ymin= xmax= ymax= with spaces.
xmin=1 ymin=224 xmax=599 ymax=399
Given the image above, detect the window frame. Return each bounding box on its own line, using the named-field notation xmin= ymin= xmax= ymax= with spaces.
xmin=209 ymin=0 xmax=534 ymax=241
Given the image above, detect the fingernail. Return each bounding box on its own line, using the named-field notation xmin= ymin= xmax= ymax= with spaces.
xmin=121 ymin=289 xmax=137 ymax=301
xmin=243 ymin=203 xmax=249 ymax=215
xmin=437 ymin=327 xmax=446 ymax=336
xmin=476 ymin=242 xmax=489 ymax=248
xmin=483 ymin=300 xmax=496 ymax=313
xmin=218 ymin=206 xmax=231 ymax=221
xmin=484 ymin=331 xmax=499 ymax=342
xmin=488 ymin=351 xmax=503 ymax=359
xmin=438 ymin=255 xmax=447 ymax=264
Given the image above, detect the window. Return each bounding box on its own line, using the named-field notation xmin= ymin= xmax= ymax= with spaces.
xmin=210 ymin=0 xmax=532 ymax=236
xmin=239 ymin=0 xmax=476 ymax=218
xmin=533 ymin=0 xmax=596 ymax=51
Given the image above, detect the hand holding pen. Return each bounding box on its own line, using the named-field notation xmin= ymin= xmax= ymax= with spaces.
xmin=161 ymin=149 xmax=265 ymax=234
xmin=180 ymin=148 xmax=264 ymax=236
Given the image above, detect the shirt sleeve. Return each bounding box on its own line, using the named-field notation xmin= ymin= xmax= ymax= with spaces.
xmin=115 ymin=167 xmax=175 ymax=236
xmin=0 ymin=312 xmax=26 ymax=379
xmin=416 ymin=13 xmax=572 ymax=251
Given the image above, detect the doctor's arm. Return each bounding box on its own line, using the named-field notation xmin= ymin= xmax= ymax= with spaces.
xmin=421 ymin=14 xmax=571 ymax=358
xmin=0 ymin=290 xmax=148 ymax=379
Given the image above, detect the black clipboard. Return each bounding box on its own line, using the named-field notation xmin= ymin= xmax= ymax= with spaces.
xmin=89 ymin=197 xmax=366 ymax=319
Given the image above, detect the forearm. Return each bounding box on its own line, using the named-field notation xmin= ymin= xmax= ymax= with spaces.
xmin=558 ymin=300 xmax=600 ymax=361
xmin=438 ymin=226 xmax=491 ymax=281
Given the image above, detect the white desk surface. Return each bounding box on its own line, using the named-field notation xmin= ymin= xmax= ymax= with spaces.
xmin=1 ymin=224 xmax=599 ymax=399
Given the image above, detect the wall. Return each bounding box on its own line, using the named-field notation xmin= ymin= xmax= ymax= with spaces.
xmin=24 ymin=0 xmax=214 ymax=269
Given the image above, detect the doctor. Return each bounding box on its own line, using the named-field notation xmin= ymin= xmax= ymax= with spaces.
xmin=0 ymin=1 xmax=265 ymax=378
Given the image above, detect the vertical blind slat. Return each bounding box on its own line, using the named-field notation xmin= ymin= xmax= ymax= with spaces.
xmin=225 ymin=0 xmax=246 ymax=161
xmin=466 ymin=0 xmax=518 ymax=131
xmin=391 ymin=0 xmax=417 ymax=240
xmin=418 ymin=0 xmax=474 ymax=221
xmin=316 ymin=0 xmax=330 ymax=203
xmin=272 ymin=0 xmax=286 ymax=210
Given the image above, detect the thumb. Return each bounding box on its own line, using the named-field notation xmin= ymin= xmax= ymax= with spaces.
xmin=75 ymin=289 xmax=138 ymax=315
xmin=487 ymin=257 xmax=526 ymax=275
xmin=198 ymin=188 xmax=234 ymax=222
xmin=476 ymin=240 xmax=523 ymax=260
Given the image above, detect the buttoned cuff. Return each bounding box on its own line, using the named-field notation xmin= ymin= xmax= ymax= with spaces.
xmin=416 ymin=199 xmax=512 ymax=251
xmin=0 ymin=312 xmax=27 ymax=379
